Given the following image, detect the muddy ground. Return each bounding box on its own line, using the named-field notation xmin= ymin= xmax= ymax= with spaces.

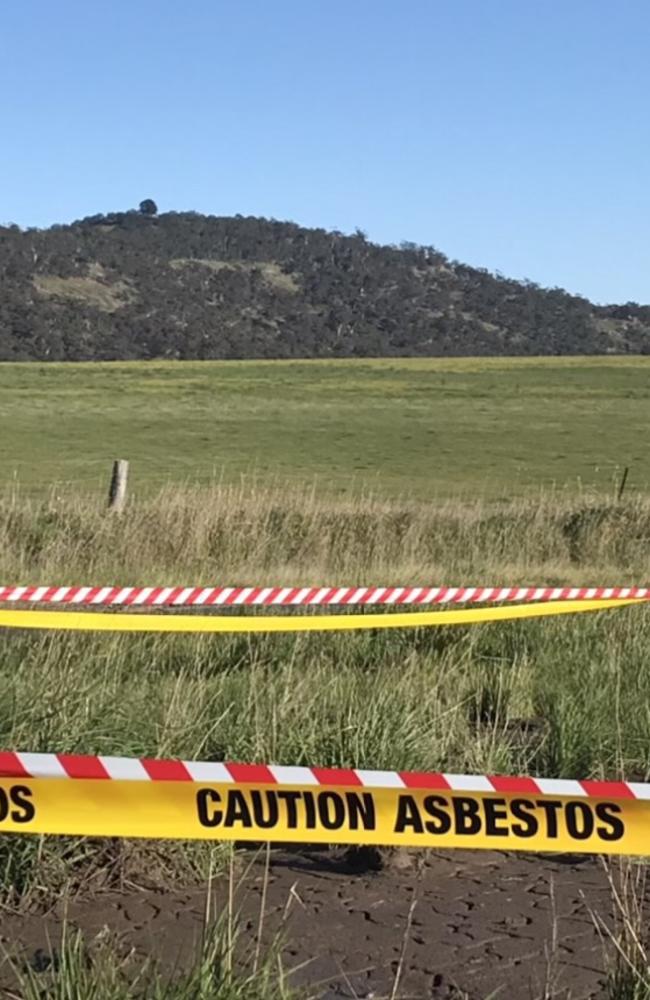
xmin=1 ymin=848 xmax=641 ymax=999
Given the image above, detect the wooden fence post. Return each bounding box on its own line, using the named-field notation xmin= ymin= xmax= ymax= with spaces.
xmin=617 ymin=466 xmax=629 ymax=502
xmin=108 ymin=460 xmax=129 ymax=512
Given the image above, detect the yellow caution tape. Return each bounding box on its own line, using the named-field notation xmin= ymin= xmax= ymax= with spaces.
xmin=0 ymin=779 xmax=647 ymax=854
xmin=0 ymin=598 xmax=643 ymax=633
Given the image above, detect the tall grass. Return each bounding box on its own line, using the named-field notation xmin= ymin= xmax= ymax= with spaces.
xmin=1 ymin=482 xmax=649 ymax=780
xmin=1 ymin=482 xmax=650 ymax=996
xmin=2 ymin=480 xmax=650 ymax=583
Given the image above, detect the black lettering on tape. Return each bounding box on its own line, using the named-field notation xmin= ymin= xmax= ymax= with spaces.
xmin=0 ymin=790 xmax=8 ymax=823
xmin=317 ymin=792 xmax=346 ymax=830
xmin=346 ymin=792 xmax=376 ymax=831
xmin=510 ymin=799 xmax=538 ymax=838
xmin=536 ymin=800 xmax=561 ymax=838
xmin=304 ymin=791 xmax=317 ymax=829
xmin=9 ymin=786 xmax=34 ymax=824
xmin=394 ymin=795 xmax=424 ymax=834
xmin=595 ymin=802 xmax=625 ymax=842
xmin=199 ymin=788 xmax=376 ymax=834
xmin=197 ymin=789 xmax=222 ymax=828
xmin=197 ymin=785 xmax=628 ymax=847
xmin=225 ymin=790 xmax=253 ymax=828
xmin=250 ymin=791 xmax=279 ymax=829
xmin=422 ymin=795 xmax=452 ymax=834
xmin=483 ymin=798 xmax=509 ymax=837
xmin=453 ymin=797 xmax=481 ymax=835
xmin=565 ymin=801 xmax=594 ymax=840
xmin=276 ymin=790 xmax=301 ymax=829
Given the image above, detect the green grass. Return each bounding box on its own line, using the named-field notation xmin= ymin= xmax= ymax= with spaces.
xmin=2 ymin=485 xmax=650 ymax=998
xmin=2 ymin=357 xmax=649 ymax=498
xmin=2 ymin=486 xmax=650 ymax=783
xmin=2 ymin=356 xmax=650 ymax=996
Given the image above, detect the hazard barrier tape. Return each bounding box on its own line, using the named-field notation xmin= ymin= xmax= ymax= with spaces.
xmin=0 ymin=598 xmax=644 ymax=633
xmin=0 ymin=753 xmax=648 ymax=854
xmin=0 ymin=584 xmax=649 ymax=607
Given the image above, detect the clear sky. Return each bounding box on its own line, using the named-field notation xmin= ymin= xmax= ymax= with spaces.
xmin=1 ymin=0 xmax=648 ymax=304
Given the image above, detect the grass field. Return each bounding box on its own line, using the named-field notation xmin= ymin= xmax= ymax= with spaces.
xmin=2 ymin=358 xmax=650 ymax=996
xmin=2 ymin=357 xmax=650 ymax=498
xmin=2 ymin=485 xmax=650 ymax=994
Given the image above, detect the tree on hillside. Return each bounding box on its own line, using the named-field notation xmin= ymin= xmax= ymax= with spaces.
xmin=139 ymin=199 xmax=158 ymax=216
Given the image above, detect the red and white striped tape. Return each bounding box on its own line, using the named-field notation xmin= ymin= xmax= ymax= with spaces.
xmin=0 ymin=752 xmax=647 ymax=799
xmin=0 ymin=585 xmax=649 ymax=607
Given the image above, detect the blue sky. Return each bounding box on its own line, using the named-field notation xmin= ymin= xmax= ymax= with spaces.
xmin=1 ymin=0 xmax=648 ymax=304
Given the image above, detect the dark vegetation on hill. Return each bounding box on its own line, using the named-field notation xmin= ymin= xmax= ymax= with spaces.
xmin=1 ymin=204 xmax=648 ymax=360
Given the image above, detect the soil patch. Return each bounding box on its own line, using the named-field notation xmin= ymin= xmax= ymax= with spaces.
xmin=1 ymin=848 xmax=638 ymax=998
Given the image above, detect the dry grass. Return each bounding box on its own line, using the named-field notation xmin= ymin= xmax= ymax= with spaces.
xmin=170 ymin=260 xmax=299 ymax=293
xmin=1 ymin=483 xmax=649 ymax=787
xmin=1 ymin=483 xmax=650 ymax=998
xmin=589 ymin=860 xmax=650 ymax=999
xmin=33 ymin=271 xmax=136 ymax=313
xmin=2 ymin=480 xmax=649 ymax=586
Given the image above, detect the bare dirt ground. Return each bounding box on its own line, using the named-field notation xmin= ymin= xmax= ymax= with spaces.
xmin=1 ymin=848 xmax=636 ymax=999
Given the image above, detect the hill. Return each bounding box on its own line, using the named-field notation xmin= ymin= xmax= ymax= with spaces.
xmin=1 ymin=206 xmax=649 ymax=360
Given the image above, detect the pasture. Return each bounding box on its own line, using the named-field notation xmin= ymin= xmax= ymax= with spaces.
xmin=2 ymin=356 xmax=649 ymax=498
xmin=1 ymin=357 xmax=650 ymax=996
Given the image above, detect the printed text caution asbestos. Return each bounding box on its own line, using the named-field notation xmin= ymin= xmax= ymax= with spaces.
xmin=196 ymin=788 xmax=623 ymax=841
xmin=0 ymin=781 xmax=641 ymax=854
